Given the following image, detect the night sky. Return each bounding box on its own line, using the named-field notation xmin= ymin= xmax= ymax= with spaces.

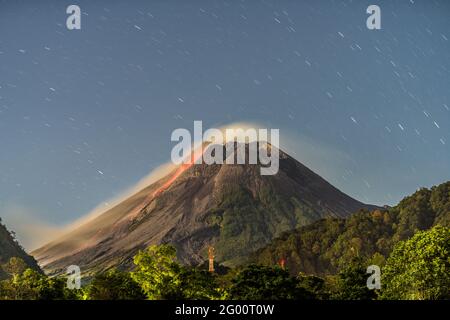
xmin=1 ymin=0 xmax=449 ymax=249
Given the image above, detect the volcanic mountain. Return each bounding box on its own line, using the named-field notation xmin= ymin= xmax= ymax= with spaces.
xmin=33 ymin=143 xmax=376 ymax=275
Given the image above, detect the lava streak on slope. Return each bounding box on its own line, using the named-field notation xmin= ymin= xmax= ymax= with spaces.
xmin=151 ymin=163 xmax=193 ymax=197
xmin=152 ymin=146 xmax=205 ymax=197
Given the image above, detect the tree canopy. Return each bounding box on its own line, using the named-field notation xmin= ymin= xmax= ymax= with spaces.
xmin=380 ymin=225 xmax=449 ymax=300
xmin=228 ymin=264 xmax=315 ymax=300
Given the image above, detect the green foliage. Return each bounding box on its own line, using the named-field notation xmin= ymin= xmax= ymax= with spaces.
xmin=0 ymin=267 xmax=81 ymax=300
xmin=228 ymin=265 xmax=315 ymax=300
xmin=429 ymin=182 xmax=450 ymax=226
xmin=178 ymin=268 xmax=224 ymax=300
xmin=1 ymin=257 xmax=28 ymax=277
xmin=0 ymin=222 xmax=41 ymax=273
xmin=390 ymin=188 xmax=434 ymax=242
xmin=252 ymin=181 xmax=450 ymax=276
xmin=131 ymin=244 xmax=222 ymax=300
xmin=86 ymin=269 xmax=145 ymax=300
xmin=297 ymin=273 xmax=330 ymax=299
xmin=380 ymin=225 xmax=450 ymax=300
xmin=131 ymin=244 xmax=184 ymax=299
xmin=331 ymin=257 xmax=376 ymax=300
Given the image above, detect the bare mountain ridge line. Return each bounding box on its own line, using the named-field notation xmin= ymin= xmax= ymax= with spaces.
xmin=32 ymin=143 xmax=377 ymax=276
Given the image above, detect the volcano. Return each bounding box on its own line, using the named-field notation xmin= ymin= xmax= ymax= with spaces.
xmin=32 ymin=143 xmax=376 ymax=275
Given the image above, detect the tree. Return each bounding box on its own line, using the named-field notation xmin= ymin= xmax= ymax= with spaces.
xmin=131 ymin=244 xmax=184 ymax=299
xmin=1 ymin=257 xmax=28 ymax=277
xmin=297 ymin=273 xmax=330 ymax=299
xmin=380 ymin=225 xmax=449 ymax=300
xmin=86 ymin=269 xmax=145 ymax=300
xmin=228 ymin=265 xmax=314 ymax=300
xmin=178 ymin=268 xmax=223 ymax=300
xmin=331 ymin=257 xmax=376 ymax=300
xmin=0 ymin=268 xmax=80 ymax=300
xmin=131 ymin=245 xmax=223 ymax=300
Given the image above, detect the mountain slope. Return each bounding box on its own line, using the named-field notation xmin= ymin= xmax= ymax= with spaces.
xmin=33 ymin=143 xmax=376 ymax=275
xmin=0 ymin=218 xmax=41 ymax=277
xmin=251 ymin=181 xmax=450 ymax=276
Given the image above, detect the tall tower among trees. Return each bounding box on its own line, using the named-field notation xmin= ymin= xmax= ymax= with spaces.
xmin=208 ymin=246 xmax=215 ymax=273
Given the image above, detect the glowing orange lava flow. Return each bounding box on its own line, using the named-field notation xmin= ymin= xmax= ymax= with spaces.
xmin=152 ymin=146 xmax=205 ymax=197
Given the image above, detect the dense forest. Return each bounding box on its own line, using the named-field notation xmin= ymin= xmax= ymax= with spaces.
xmin=252 ymin=181 xmax=450 ymax=276
xmin=0 ymin=182 xmax=448 ymax=300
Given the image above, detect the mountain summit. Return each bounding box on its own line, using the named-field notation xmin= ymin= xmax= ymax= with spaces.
xmin=33 ymin=143 xmax=375 ymax=275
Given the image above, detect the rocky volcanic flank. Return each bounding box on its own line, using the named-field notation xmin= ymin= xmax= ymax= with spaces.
xmin=32 ymin=143 xmax=376 ymax=275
